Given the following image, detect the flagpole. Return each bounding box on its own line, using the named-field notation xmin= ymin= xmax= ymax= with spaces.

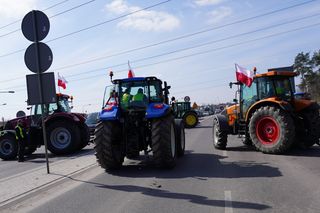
xmin=58 ymin=72 xmax=60 ymax=93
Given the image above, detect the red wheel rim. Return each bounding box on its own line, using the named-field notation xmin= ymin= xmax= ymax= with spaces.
xmin=255 ymin=116 xmax=280 ymax=145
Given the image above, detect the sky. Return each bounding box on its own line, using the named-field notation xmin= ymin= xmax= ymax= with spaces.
xmin=0 ymin=0 xmax=320 ymax=119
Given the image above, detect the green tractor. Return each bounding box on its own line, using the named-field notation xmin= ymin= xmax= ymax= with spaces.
xmin=172 ymin=96 xmax=199 ymax=128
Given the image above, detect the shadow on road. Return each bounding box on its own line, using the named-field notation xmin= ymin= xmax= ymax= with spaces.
xmin=95 ymin=183 xmax=270 ymax=210
xmin=108 ymin=152 xmax=282 ymax=179
xmin=64 ymin=175 xmax=270 ymax=211
xmin=283 ymin=146 xmax=320 ymax=157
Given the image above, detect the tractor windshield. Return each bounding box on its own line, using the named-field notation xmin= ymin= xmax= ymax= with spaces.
xmin=257 ymin=77 xmax=293 ymax=101
xmin=119 ymin=80 xmax=163 ymax=110
xmin=32 ymin=97 xmax=71 ymax=116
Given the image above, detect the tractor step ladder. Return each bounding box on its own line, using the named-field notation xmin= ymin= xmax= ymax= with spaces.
xmin=237 ymin=119 xmax=246 ymax=137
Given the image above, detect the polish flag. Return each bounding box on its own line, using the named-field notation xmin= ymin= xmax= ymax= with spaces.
xmin=58 ymin=73 xmax=68 ymax=89
xmin=128 ymin=61 xmax=135 ymax=78
xmin=235 ymin=64 xmax=254 ymax=87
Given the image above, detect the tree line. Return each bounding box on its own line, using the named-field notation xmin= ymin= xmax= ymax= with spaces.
xmin=294 ymin=49 xmax=320 ymax=102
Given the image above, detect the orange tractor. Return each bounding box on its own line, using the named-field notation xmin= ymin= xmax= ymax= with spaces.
xmin=212 ymin=67 xmax=320 ymax=154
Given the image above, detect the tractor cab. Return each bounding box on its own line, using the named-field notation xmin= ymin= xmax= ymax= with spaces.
xmin=30 ymin=93 xmax=73 ymax=126
xmin=101 ymin=76 xmax=170 ymax=120
xmin=240 ymin=71 xmax=296 ymax=119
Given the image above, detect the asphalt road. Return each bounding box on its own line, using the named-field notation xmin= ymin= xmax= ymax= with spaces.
xmin=2 ymin=116 xmax=320 ymax=213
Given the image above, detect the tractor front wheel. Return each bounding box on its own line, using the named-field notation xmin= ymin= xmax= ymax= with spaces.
xmin=0 ymin=134 xmax=18 ymax=160
xmin=183 ymin=112 xmax=198 ymax=128
xmin=212 ymin=119 xmax=227 ymax=150
xmin=249 ymin=106 xmax=295 ymax=154
xmin=152 ymin=114 xmax=176 ymax=168
xmin=94 ymin=121 xmax=124 ymax=170
xmin=47 ymin=121 xmax=81 ymax=155
xmin=174 ymin=119 xmax=185 ymax=157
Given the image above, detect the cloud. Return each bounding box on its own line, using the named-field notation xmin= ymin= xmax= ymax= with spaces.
xmin=105 ymin=0 xmax=180 ymax=32
xmin=207 ymin=6 xmax=232 ymax=24
xmin=194 ymin=0 xmax=225 ymax=6
xmin=0 ymin=0 xmax=37 ymax=19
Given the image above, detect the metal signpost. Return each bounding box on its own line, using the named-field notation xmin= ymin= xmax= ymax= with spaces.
xmin=22 ymin=10 xmax=54 ymax=174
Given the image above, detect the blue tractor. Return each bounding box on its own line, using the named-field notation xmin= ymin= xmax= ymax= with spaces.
xmin=94 ymin=74 xmax=185 ymax=170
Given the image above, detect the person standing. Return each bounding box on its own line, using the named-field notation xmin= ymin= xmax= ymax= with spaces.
xmin=15 ymin=120 xmax=26 ymax=162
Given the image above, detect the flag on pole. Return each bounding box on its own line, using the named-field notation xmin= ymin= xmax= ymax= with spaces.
xmin=128 ymin=61 xmax=135 ymax=78
xmin=58 ymin=73 xmax=68 ymax=89
xmin=235 ymin=64 xmax=254 ymax=87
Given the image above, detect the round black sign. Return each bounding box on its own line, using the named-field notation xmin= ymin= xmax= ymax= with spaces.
xmin=184 ymin=96 xmax=190 ymax=102
xmin=16 ymin=111 xmax=26 ymax=118
xmin=21 ymin=10 xmax=50 ymax=42
xmin=24 ymin=42 xmax=53 ymax=73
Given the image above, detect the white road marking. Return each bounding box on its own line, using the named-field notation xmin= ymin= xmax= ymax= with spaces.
xmin=224 ymin=190 xmax=233 ymax=213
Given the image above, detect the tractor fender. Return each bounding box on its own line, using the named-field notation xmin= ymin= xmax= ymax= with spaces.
xmin=245 ymin=100 xmax=293 ymax=122
xmin=45 ymin=113 xmax=85 ymax=130
xmin=213 ymin=114 xmax=230 ymax=133
xmin=146 ymin=103 xmax=170 ymax=119
xmin=0 ymin=130 xmax=16 ymax=138
xmin=45 ymin=112 xmax=84 ymax=123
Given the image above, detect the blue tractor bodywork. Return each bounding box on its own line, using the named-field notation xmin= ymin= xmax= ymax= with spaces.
xmin=99 ymin=76 xmax=171 ymax=121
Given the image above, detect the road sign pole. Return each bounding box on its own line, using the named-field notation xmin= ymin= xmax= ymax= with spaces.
xmin=32 ymin=10 xmax=50 ymax=174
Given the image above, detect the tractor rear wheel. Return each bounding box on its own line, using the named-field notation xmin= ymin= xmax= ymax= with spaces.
xmin=212 ymin=119 xmax=227 ymax=150
xmin=47 ymin=121 xmax=81 ymax=155
xmin=94 ymin=121 xmax=124 ymax=170
xmin=0 ymin=134 xmax=18 ymax=160
xmin=183 ymin=111 xmax=198 ymax=128
xmin=174 ymin=119 xmax=185 ymax=157
xmin=249 ymin=106 xmax=295 ymax=154
xmin=297 ymin=109 xmax=320 ymax=148
xmin=152 ymin=114 xmax=176 ymax=168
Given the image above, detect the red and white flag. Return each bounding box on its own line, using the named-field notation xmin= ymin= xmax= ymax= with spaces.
xmin=128 ymin=61 xmax=135 ymax=78
xmin=235 ymin=64 xmax=254 ymax=87
xmin=58 ymin=73 xmax=68 ymax=89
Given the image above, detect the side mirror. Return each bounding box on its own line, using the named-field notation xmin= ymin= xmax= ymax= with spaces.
xmin=233 ymin=99 xmax=238 ymax=103
xmin=229 ymin=82 xmax=233 ymax=88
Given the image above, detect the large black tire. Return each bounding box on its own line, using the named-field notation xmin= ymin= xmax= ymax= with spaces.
xmin=94 ymin=121 xmax=124 ymax=170
xmin=47 ymin=121 xmax=81 ymax=155
xmin=243 ymin=132 xmax=253 ymax=146
xmin=182 ymin=111 xmax=198 ymax=128
xmin=174 ymin=119 xmax=185 ymax=157
xmin=0 ymin=133 xmax=18 ymax=160
xmin=24 ymin=145 xmax=38 ymax=155
xmin=212 ymin=119 xmax=227 ymax=150
xmin=78 ymin=125 xmax=90 ymax=150
xmin=249 ymin=106 xmax=295 ymax=154
xmin=152 ymin=114 xmax=176 ymax=168
xmin=296 ymin=109 xmax=320 ymax=148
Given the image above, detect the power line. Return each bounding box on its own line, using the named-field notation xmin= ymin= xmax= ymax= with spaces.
xmin=65 ymin=21 xmax=320 ymax=82
xmin=4 ymin=19 xmax=320 ymax=91
xmin=49 ymin=1 xmax=320 ymax=71
xmin=0 ymin=0 xmax=172 ymax=58
xmin=0 ymin=0 xmax=314 ymax=59
xmin=46 ymin=0 xmax=172 ymax=43
xmin=2 ymin=18 xmax=320 ymax=91
xmin=0 ymin=0 xmax=97 ymax=38
xmin=59 ymin=14 xmax=320 ymax=78
xmin=0 ymin=0 xmax=70 ymax=30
